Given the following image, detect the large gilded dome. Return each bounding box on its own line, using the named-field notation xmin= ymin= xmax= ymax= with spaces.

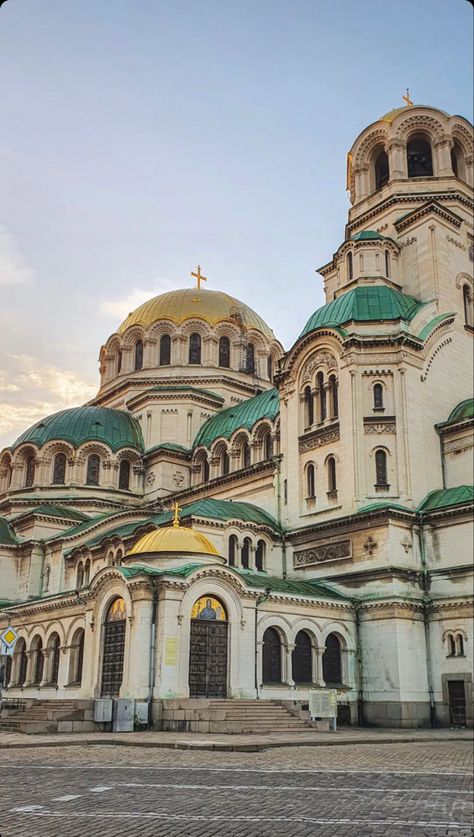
xmin=117 ymin=287 xmax=276 ymax=340
xmin=127 ymin=525 xmax=220 ymax=557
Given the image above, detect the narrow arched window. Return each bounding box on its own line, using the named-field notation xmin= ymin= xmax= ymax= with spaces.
xmin=77 ymin=562 xmax=84 ymax=588
xmin=292 ymin=631 xmax=313 ymax=683
xmin=327 ymin=456 xmax=337 ymax=492
xmin=246 ymin=343 xmax=255 ymax=375
xmin=375 ymin=449 xmax=388 ymax=486
xmin=255 ymin=540 xmax=265 ymax=572
xmin=228 ymin=534 xmax=237 ymax=567
xmin=264 ymin=432 xmax=273 ymax=460
xmin=374 ymin=148 xmax=389 ymax=189
xmin=347 ymin=251 xmax=353 ymax=281
xmin=323 ymin=633 xmax=342 ymax=685
xmin=307 ymin=463 xmax=315 ymax=498
xmin=385 ymin=249 xmax=391 ymax=278
xmin=69 ymin=628 xmax=85 ymax=685
xmin=116 ymin=349 xmax=122 ymax=375
xmin=203 ymin=458 xmax=210 ymax=483
xmin=134 ymin=340 xmax=143 ymax=371
xmin=407 ymin=135 xmax=433 ymax=177
xmin=25 ymin=455 xmax=35 ymax=487
xmin=241 ymin=537 xmax=251 ymax=569
xmin=463 ymin=285 xmax=473 ymax=327
xmin=457 ymin=634 xmax=464 ymax=656
xmin=304 ymin=385 xmax=314 ymax=428
xmin=267 ymin=355 xmax=273 ymax=381
xmin=52 ymin=452 xmax=67 ymax=485
xmin=329 ymin=375 xmax=338 ymax=419
xmin=317 ymin=371 xmax=326 ymax=422
xmin=119 ymin=459 xmax=131 ymax=490
xmin=17 ymin=638 xmax=27 ymax=687
xmin=43 ymin=565 xmax=50 ymax=592
xmin=451 ymin=141 xmax=466 ymax=180
xmin=86 ymin=454 xmax=100 ymax=486
xmin=32 ymin=636 xmax=44 ymax=685
xmin=221 ymin=449 xmax=230 ymax=476
xmin=262 ymin=627 xmax=282 ymax=683
xmin=448 ymin=635 xmax=456 ymax=656
xmin=159 ymin=334 xmax=171 ymax=365
xmin=241 ymin=440 xmax=251 ymax=469
xmin=49 ymin=633 xmax=61 ymax=685
xmin=373 ymin=383 xmax=384 ymax=410
xmin=189 ymin=333 xmax=201 ymax=364
xmin=218 ymin=336 xmax=230 ymax=368
xmin=84 ymin=559 xmax=91 ymax=585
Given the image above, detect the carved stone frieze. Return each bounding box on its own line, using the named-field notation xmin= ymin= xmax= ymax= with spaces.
xmin=299 ymin=426 xmax=340 ymax=452
xmin=446 ymin=235 xmax=466 ymax=251
xmin=444 ymin=438 xmax=473 ymax=454
xmin=294 ymin=539 xmax=352 ymax=568
xmin=301 ymin=351 xmax=337 ymax=382
xmin=364 ymin=421 xmax=396 ymax=434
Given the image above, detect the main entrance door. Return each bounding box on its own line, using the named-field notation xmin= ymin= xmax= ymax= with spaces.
xmin=189 ymin=596 xmax=228 ymax=698
xmin=448 ymin=680 xmax=467 ymax=726
xmin=101 ymin=597 xmax=126 ymax=697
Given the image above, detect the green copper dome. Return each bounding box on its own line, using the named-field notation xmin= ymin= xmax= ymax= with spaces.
xmin=194 ymin=388 xmax=279 ymax=449
xmin=13 ymin=406 xmax=144 ymax=453
xmin=446 ymin=399 xmax=474 ymax=425
xmin=300 ymin=286 xmax=426 ymax=339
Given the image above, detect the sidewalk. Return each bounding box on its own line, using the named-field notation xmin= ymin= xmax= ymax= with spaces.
xmin=0 ymin=726 xmax=472 ymax=752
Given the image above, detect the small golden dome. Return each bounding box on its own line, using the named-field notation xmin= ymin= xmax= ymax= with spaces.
xmin=117 ymin=288 xmax=275 ymax=340
xmin=379 ymin=106 xmax=411 ymax=124
xmin=127 ymin=525 xmax=220 ymax=557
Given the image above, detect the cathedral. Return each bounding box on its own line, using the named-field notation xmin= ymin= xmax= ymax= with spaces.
xmin=0 ymin=102 xmax=473 ymax=731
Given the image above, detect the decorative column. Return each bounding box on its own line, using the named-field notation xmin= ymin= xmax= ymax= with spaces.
xmin=434 ymin=136 xmax=453 ymax=177
xmin=353 ymin=164 xmax=369 ymax=201
xmin=315 ymin=647 xmax=326 ymax=687
xmin=24 ymin=650 xmax=35 ymax=687
xmin=143 ymin=338 xmax=157 ymax=369
xmin=388 ymin=139 xmax=407 ymax=179
xmin=285 ymin=643 xmax=295 ymax=687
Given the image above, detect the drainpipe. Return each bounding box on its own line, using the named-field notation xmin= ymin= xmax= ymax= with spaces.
xmin=437 ymin=431 xmax=447 ymax=490
xmin=417 ymin=521 xmax=436 ymax=728
xmin=147 ymin=578 xmax=159 ymax=729
xmin=274 ymin=454 xmax=287 ymax=579
xmin=353 ymin=601 xmax=365 ymax=727
xmin=254 ymin=587 xmax=271 ymax=699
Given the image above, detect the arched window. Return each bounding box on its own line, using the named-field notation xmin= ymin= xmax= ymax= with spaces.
xmin=86 ymin=454 xmax=100 ymax=486
xmin=118 ymin=459 xmax=131 ymax=490
xmin=116 ymin=349 xmax=122 ymax=375
xmin=31 ymin=636 xmax=44 ymax=685
xmin=327 ymin=456 xmax=337 ymax=493
xmin=307 ymin=463 xmax=315 ymax=498
xmin=463 ymin=284 xmax=473 ymax=327
xmin=255 ymin=539 xmax=265 ymax=572
xmin=76 ymin=562 xmax=84 ymax=588
xmin=84 ymin=558 xmax=91 ymax=585
xmin=292 ymin=631 xmax=313 ymax=683
xmin=69 ymin=628 xmax=85 ymax=685
xmin=329 ymin=374 xmax=338 ymax=419
xmin=448 ymin=635 xmax=456 ymax=656
xmin=384 ymin=249 xmax=391 ymax=278
xmin=228 ymin=534 xmax=238 ymax=567
xmin=267 ymin=355 xmax=273 ymax=382
xmin=16 ymin=638 xmax=27 ymax=687
xmin=451 ymin=141 xmax=466 ymax=181
xmin=456 ymin=634 xmax=465 ymax=656
xmin=263 ymin=432 xmax=273 ymax=460
xmin=202 ymin=457 xmax=210 ymax=483
xmin=375 ymin=449 xmax=388 ymax=487
xmin=262 ymin=627 xmax=282 ymax=684
xmin=347 ymin=251 xmax=353 ymax=281
xmin=304 ymin=385 xmax=314 ymax=429
xmin=159 ymin=334 xmax=171 ymax=366
xmin=241 ymin=537 xmax=251 ymax=569
xmin=373 ymin=383 xmax=384 ymax=410
xmin=189 ymin=333 xmax=201 ymax=364
xmin=221 ymin=448 xmax=230 ymax=476
xmin=323 ymin=633 xmax=342 ymax=685
xmin=407 ymin=135 xmax=433 ymax=177
xmin=52 ymin=452 xmax=67 ymax=485
xmin=246 ymin=343 xmax=256 ymax=375
xmin=317 ymin=371 xmax=326 ymax=422
xmin=4 ymin=656 xmax=12 ymax=688
xmin=134 ymin=339 xmax=143 ymax=371
xmin=43 ymin=565 xmax=50 ymax=593
xmin=374 ymin=148 xmax=389 ymax=190
xmin=48 ymin=633 xmax=61 ymax=685
xmin=218 ymin=336 xmax=230 ymax=368
xmin=25 ymin=455 xmax=35 ymax=487
xmin=241 ymin=440 xmax=251 ymax=469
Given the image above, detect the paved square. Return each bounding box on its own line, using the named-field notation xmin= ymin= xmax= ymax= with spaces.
xmin=0 ymin=740 xmax=472 ymax=836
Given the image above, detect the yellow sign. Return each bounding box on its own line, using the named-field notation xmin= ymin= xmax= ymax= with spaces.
xmin=1 ymin=627 xmax=18 ymax=648
xmin=191 ymin=596 xmax=227 ymax=621
xmin=164 ymin=636 xmax=178 ymax=666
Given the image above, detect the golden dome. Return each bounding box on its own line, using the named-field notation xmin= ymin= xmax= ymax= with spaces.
xmin=127 ymin=525 xmax=220 ymax=557
xmin=117 ymin=288 xmax=275 ymax=340
xmin=379 ymin=106 xmax=411 ymax=124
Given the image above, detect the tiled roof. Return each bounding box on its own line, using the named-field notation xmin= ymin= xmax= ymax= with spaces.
xmin=194 ymin=388 xmax=279 ymax=449
xmin=300 ymin=286 xmax=427 ymax=338
xmin=418 ymin=485 xmax=474 ymax=513
xmin=12 ymin=406 xmax=144 ymax=453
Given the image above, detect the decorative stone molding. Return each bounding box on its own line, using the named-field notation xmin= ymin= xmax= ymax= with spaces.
xmin=363 ymin=536 xmax=377 ymax=556
xmin=400 ymin=236 xmax=417 ymax=248
xmin=293 ymin=539 xmax=352 ymax=568
xmin=364 ymin=421 xmax=396 ymax=434
xmin=421 ymin=337 xmax=453 ymax=382
xmin=446 ymin=235 xmax=466 ymax=250
xmin=300 ymin=351 xmax=338 ymax=383
xmin=299 ymin=425 xmax=340 ymax=452
xmin=400 ymin=535 xmax=412 ymax=554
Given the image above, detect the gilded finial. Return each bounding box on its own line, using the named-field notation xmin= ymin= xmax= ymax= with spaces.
xmin=172 ymin=500 xmax=181 ymax=528
xmin=191 ymin=265 xmax=207 ymax=289
xmin=403 ymin=88 xmax=414 ymax=107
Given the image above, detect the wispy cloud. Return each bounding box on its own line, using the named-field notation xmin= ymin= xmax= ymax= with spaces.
xmin=0 ymin=227 xmax=34 ymax=287
xmin=0 ymin=355 xmax=96 ymax=449
xmin=99 ymin=280 xmax=180 ymax=322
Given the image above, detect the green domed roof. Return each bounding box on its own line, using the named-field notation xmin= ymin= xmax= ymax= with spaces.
xmin=446 ymin=399 xmax=474 ymax=425
xmin=194 ymin=388 xmax=279 ymax=449
xmin=299 ymin=286 xmax=426 ymax=339
xmin=13 ymin=406 xmax=144 ymax=453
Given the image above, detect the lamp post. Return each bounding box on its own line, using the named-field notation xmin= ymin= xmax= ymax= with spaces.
xmin=254 ymin=587 xmax=271 ymax=699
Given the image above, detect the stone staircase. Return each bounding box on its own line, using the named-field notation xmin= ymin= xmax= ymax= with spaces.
xmin=0 ymin=699 xmax=96 ymax=734
xmin=159 ymin=698 xmax=319 ymax=734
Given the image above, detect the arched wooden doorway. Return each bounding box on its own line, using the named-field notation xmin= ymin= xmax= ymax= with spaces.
xmin=292 ymin=630 xmax=313 ymax=684
xmin=189 ymin=596 xmax=228 ymax=698
xmin=100 ymin=597 xmax=126 ymax=696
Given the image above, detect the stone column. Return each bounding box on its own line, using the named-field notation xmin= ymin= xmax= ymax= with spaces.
xmin=24 ymin=650 xmax=35 ymax=687
xmin=434 ymin=137 xmax=453 ymax=177
xmin=388 ymin=139 xmax=406 ymax=179
xmin=143 ymin=338 xmax=157 ymax=369
xmin=315 ymin=647 xmax=326 ymax=686
xmin=285 ymin=643 xmax=295 ymax=687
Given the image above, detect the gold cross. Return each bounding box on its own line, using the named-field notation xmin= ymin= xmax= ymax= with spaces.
xmin=403 ymin=88 xmax=414 ymax=107
xmin=191 ymin=265 xmax=207 ymax=289
xmin=172 ymin=500 xmax=181 ymax=528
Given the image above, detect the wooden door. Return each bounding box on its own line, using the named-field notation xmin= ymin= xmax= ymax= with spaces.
xmin=448 ymin=680 xmax=466 ymax=726
xmin=101 ymin=620 xmax=126 ymax=697
xmin=189 ymin=620 xmax=228 ymax=698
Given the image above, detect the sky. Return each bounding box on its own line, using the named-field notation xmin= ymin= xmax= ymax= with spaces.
xmin=0 ymin=0 xmax=472 ymax=449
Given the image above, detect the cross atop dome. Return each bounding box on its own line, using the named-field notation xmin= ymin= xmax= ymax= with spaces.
xmin=191 ymin=265 xmax=207 ymax=289
xmin=402 ymin=88 xmax=414 ymax=106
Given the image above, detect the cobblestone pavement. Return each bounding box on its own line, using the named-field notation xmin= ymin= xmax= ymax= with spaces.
xmin=0 ymin=741 xmax=472 ymax=837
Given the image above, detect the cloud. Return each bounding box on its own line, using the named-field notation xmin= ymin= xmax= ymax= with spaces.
xmin=0 ymin=355 xmax=96 ymax=449
xmin=99 ymin=280 xmax=180 ymax=322
xmin=0 ymin=227 xmax=34 ymax=287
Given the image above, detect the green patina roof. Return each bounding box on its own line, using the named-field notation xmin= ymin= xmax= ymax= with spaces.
xmin=194 ymin=388 xmax=279 ymax=449
xmin=12 ymin=406 xmax=144 ymax=453
xmin=13 ymin=505 xmax=89 ymax=523
xmin=299 ymin=286 xmax=427 ymax=339
xmin=148 ymin=386 xmax=224 ymax=402
xmin=418 ymin=485 xmax=474 ymax=513
xmin=145 ymin=442 xmax=191 ymax=456
xmin=356 ymin=501 xmax=414 ymax=515
xmin=233 ymin=568 xmax=349 ymax=600
xmin=119 ymin=563 xmax=201 ymax=579
xmin=0 ymin=517 xmax=18 ymax=545
xmin=47 ymin=511 xmax=118 ymax=541
xmin=157 ymin=498 xmax=280 ymax=530
xmin=446 ymin=399 xmax=474 ymax=425
xmin=350 ymin=230 xmax=392 ymax=242
xmin=417 ymin=313 xmax=454 ymax=342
